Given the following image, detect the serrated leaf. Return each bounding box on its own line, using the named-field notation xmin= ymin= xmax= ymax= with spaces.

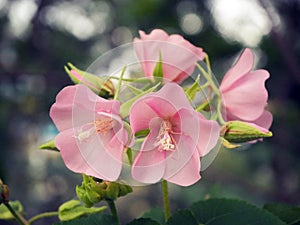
xmin=189 ymin=198 xmax=286 ymax=225
xmin=167 ymin=209 xmax=198 ymax=225
xmin=264 ymin=203 xmax=300 ymax=225
xmin=39 ymin=139 xmax=59 ymax=151
xmin=0 ymin=201 xmax=24 ymax=220
xmin=58 ymin=200 xmax=106 ymax=221
xmin=127 ymin=218 xmax=161 ymax=225
xmin=54 ymin=213 xmax=117 ymax=225
xmin=142 ymin=207 xmax=165 ymax=225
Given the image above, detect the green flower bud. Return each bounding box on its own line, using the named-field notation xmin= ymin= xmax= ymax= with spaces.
xmin=118 ymin=183 xmax=133 ymax=197
xmin=222 ymin=121 xmax=272 ymax=143
xmin=105 ymin=182 xmax=119 ymax=200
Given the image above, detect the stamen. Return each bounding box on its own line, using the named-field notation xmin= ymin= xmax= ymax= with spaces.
xmin=155 ymin=120 xmax=176 ymax=151
xmin=95 ymin=118 xmax=113 ymax=134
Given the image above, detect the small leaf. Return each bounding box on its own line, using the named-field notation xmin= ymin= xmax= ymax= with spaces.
xmin=0 ymin=201 xmax=24 ymax=220
xmin=153 ymin=52 xmax=163 ymax=78
xmin=189 ymin=198 xmax=286 ymax=225
xmin=135 ymin=129 xmax=150 ymax=138
xmin=39 ymin=139 xmax=59 ymax=151
xmin=54 ymin=213 xmax=117 ymax=225
xmin=167 ymin=209 xmax=198 ymax=225
xmin=185 ymin=75 xmax=201 ymax=101
xmin=264 ymin=203 xmax=300 ymax=225
xmin=58 ymin=199 xmax=106 ymax=221
xmin=142 ymin=208 xmax=165 ymax=225
xmin=127 ymin=218 xmax=161 ymax=225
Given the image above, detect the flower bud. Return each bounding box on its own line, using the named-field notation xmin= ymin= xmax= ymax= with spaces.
xmin=222 ymin=121 xmax=272 ymax=143
xmin=65 ymin=63 xmax=115 ymax=98
xmin=0 ymin=179 xmax=9 ymax=204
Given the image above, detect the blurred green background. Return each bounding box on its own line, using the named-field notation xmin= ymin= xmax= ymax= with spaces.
xmin=0 ymin=0 xmax=299 ymax=224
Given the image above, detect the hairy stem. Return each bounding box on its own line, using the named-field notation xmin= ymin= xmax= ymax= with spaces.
xmin=28 ymin=212 xmax=58 ymax=225
xmin=4 ymin=203 xmax=28 ymax=225
xmin=106 ymin=199 xmax=120 ymax=225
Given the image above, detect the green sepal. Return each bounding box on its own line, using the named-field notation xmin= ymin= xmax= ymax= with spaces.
xmin=0 ymin=201 xmax=24 ymax=220
xmin=105 ymin=183 xmax=119 ymax=200
xmin=58 ymin=199 xmax=106 ymax=221
xmin=38 ymin=139 xmax=59 ymax=152
xmin=126 ymin=148 xmax=133 ymax=165
xmin=65 ymin=63 xmax=114 ymax=98
xmin=152 ymin=52 xmax=163 ymax=78
xmin=135 ymin=129 xmax=150 ymax=138
xmin=120 ymin=82 xmax=161 ymax=118
xmin=185 ymin=75 xmax=201 ymax=101
xmin=222 ymin=121 xmax=273 ymax=143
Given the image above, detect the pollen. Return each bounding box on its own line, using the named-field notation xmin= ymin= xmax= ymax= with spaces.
xmin=155 ymin=120 xmax=176 ymax=151
xmin=95 ymin=117 xmax=114 ymax=134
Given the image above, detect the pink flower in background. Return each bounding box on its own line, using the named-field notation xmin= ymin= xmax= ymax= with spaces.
xmin=220 ymin=48 xmax=272 ymax=129
xmin=50 ymin=84 xmax=129 ymax=181
xmin=134 ymin=29 xmax=206 ymax=83
xmin=130 ymin=83 xmax=219 ymax=186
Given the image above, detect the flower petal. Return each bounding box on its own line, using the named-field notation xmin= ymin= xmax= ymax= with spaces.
xmin=222 ymin=70 xmax=269 ymax=121
xmin=134 ymin=29 xmax=205 ymax=83
xmin=166 ymin=150 xmax=201 ymax=186
xmin=220 ymin=48 xmax=254 ymax=92
xmin=131 ymin=128 xmax=166 ymax=184
xmin=252 ymin=110 xmax=273 ymax=130
xmin=56 ymin=127 xmax=123 ymax=181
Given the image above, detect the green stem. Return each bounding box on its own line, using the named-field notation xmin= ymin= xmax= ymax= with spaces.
xmin=162 ymin=180 xmax=170 ymax=222
xmin=27 ymin=212 xmax=58 ymax=225
xmin=4 ymin=203 xmax=28 ymax=225
xmin=106 ymin=199 xmax=120 ymax=225
xmin=196 ymin=63 xmax=220 ymax=97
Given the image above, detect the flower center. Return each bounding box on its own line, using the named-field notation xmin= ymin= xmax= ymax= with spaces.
xmin=94 ymin=117 xmax=114 ymax=134
xmin=155 ymin=120 xmax=176 ymax=151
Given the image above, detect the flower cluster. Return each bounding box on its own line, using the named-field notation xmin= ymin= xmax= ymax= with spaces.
xmin=49 ymin=29 xmax=272 ymax=187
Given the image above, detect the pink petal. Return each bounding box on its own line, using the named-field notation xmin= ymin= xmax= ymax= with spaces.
xmin=55 ymin=128 xmax=123 ymax=181
xmin=252 ymin=110 xmax=273 ymax=130
xmin=221 ymin=70 xmax=269 ymax=121
xmin=197 ymin=115 xmax=220 ymax=156
xmin=134 ymin=29 xmax=205 ymax=83
xmin=163 ymin=134 xmax=198 ymax=181
xmin=131 ymin=128 xmax=166 ymax=183
xmin=50 ymin=85 xmax=76 ymax=131
xmin=220 ymin=48 xmax=254 ymax=92
xmin=129 ymin=94 xmax=159 ymax=133
xmin=166 ymin=150 xmax=201 ymax=186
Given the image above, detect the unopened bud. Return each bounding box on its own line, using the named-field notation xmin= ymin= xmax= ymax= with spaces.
xmin=222 ymin=121 xmax=272 ymax=143
xmin=65 ymin=63 xmax=115 ymax=98
xmin=0 ymin=179 xmax=9 ymax=204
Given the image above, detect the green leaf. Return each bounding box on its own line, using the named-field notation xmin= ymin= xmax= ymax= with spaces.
xmin=152 ymin=52 xmax=163 ymax=78
xmin=120 ymin=82 xmax=161 ymax=118
xmin=58 ymin=199 xmax=106 ymax=221
xmin=127 ymin=218 xmax=161 ymax=225
xmin=142 ymin=208 xmax=165 ymax=225
xmin=39 ymin=139 xmax=59 ymax=151
xmin=54 ymin=213 xmax=117 ymax=225
xmin=264 ymin=203 xmax=300 ymax=225
xmin=185 ymin=75 xmax=201 ymax=101
xmin=0 ymin=201 xmax=24 ymax=220
xmin=167 ymin=209 xmax=198 ymax=225
xmin=135 ymin=129 xmax=150 ymax=138
xmin=189 ymin=198 xmax=286 ymax=225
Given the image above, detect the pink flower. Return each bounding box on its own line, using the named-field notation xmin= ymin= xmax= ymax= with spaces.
xmin=129 ymin=83 xmax=219 ymax=186
xmin=134 ymin=29 xmax=206 ymax=83
xmin=50 ymin=84 xmax=129 ymax=181
xmin=220 ymin=48 xmax=272 ymax=129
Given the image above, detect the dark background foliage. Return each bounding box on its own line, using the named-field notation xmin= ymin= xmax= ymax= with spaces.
xmin=0 ymin=0 xmax=299 ymax=224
